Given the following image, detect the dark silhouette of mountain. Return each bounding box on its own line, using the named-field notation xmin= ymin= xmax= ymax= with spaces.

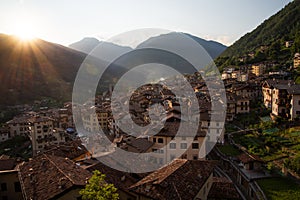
xmin=137 ymin=32 xmax=227 ymax=59
xmin=69 ymin=37 xmax=132 ymax=54
xmin=215 ymin=0 xmax=300 ymax=69
xmin=69 ymin=37 xmax=101 ymax=54
xmin=0 ymin=34 xmax=87 ymax=105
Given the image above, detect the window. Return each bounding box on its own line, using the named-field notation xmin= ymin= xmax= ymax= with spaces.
xmin=1 ymin=183 xmax=7 ymax=191
xmin=153 ymin=138 xmax=156 ymax=143
xmin=216 ymin=122 xmax=219 ymax=127
xmin=169 ymin=143 xmax=176 ymax=149
xmin=192 ymin=143 xmax=199 ymax=149
xmin=181 ymin=154 xmax=187 ymax=159
xmin=158 ymin=138 xmax=163 ymax=143
xmin=14 ymin=182 xmax=21 ymax=192
xmin=159 ymin=158 xmax=163 ymax=164
xmin=157 ymin=149 xmax=164 ymax=154
xmin=193 ymin=155 xmax=198 ymax=160
xmin=298 ymin=100 xmax=300 ymax=105
xmin=180 ymin=143 xmax=187 ymax=149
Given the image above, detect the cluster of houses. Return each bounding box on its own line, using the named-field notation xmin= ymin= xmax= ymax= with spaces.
xmin=1 ymin=51 xmax=300 ymax=199
xmin=0 ymin=140 xmax=242 ymax=200
xmin=0 ymin=103 xmax=75 ymax=155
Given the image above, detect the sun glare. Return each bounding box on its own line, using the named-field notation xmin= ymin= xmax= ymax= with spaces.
xmin=12 ymin=18 xmax=37 ymax=41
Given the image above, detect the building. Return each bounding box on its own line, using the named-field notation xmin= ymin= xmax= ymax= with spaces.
xmin=294 ymin=53 xmax=300 ymax=68
xmin=251 ymin=64 xmax=265 ymax=76
xmin=238 ymin=153 xmax=264 ymax=171
xmin=0 ymin=127 xmax=10 ymax=143
xmin=149 ymin=122 xmax=207 ymax=164
xmin=285 ymin=41 xmax=294 ymax=48
xmin=262 ymin=79 xmax=300 ymax=120
xmin=0 ymin=155 xmax=22 ymax=200
xmin=271 ymin=84 xmax=289 ymax=118
xmin=0 ymin=170 xmax=23 ymax=200
xmin=28 ymin=116 xmax=66 ymax=155
xmin=6 ymin=115 xmax=32 ymax=138
xmin=81 ymin=106 xmax=110 ymax=132
xmin=18 ymin=154 xmax=91 ymax=200
xmin=7 ymin=115 xmax=67 ymax=155
xmin=262 ymin=79 xmax=293 ymax=109
xmin=129 ymin=159 xmax=240 ymax=200
xmin=287 ymin=85 xmax=300 ymax=120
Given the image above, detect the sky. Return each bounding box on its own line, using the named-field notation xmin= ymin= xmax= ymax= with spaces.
xmin=0 ymin=0 xmax=292 ymax=46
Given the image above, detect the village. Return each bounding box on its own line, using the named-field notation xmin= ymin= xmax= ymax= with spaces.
xmin=0 ymin=52 xmax=300 ymax=199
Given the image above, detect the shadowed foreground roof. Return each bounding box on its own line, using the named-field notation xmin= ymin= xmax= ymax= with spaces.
xmin=130 ymin=159 xmax=217 ymax=200
xmin=18 ymin=154 xmax=91 ymax=200
xmin=207 ymin=177 xmax=241 ymax=199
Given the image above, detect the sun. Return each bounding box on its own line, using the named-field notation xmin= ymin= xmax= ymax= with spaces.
xmin=12 ymin=18 xmax=37 ymax=41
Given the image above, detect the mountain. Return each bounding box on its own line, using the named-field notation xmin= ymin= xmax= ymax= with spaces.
xmin=0 ymin=34 xmax=88 ymax=105
xmin=69 ymin=37 xmax=132 ymax=55
xmin=70 ymin=34 xmax=226 ymax=59
xmin=69 ymin=37 xmax=101 ymax=54
xmin=136 ymin=32 xmax=226 ymax=59
xmin=183 ymin=33 xmax=227 ymax=59
xmin=215 ymin=0 xmax=300 ymax=70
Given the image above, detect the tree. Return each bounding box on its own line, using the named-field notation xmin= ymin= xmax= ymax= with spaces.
xmin=80 ymin=170 xmax=119 ymax=200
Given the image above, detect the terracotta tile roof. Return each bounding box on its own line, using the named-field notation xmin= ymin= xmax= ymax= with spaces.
xmin=43 ymin=140 xmax=90 ymax=160
xmin=86 ymin=160 xmax=140 ymax=192
xmin=18 ymin=154 xmax=91 ymax=200
xmin=155 ymin=122 xmax=206 ymax=137
xmin=207 ymin=177 xmax=241 ymax=199
xmin=130 ymin=159 xmax=217 ymax=200
xmin=118 ymin=136 xmax=154 ymax=153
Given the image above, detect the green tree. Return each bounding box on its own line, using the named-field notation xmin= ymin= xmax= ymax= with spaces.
xmin=80 ymin=170 xmax=119 ymax=200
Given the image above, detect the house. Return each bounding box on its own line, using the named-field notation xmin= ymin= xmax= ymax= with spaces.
xmin=238 ymin=153 xmax=264 ymax=171
xmin=6 ymin=115 xmax=66 ymax=155
xmin=262 ymin=79 xmax=293 ymax=109
xmin=6 ymin=115 xmax=32 ymax=138
xmin=81 ymin=105 xmax=110 ymax=132
xmin=28 ymin=116 xmax=66 ymax=155
xmin=271 ymin=84 xmax=289 ymax=118
xmin=285 ymin=41 xmax=294 ymax=48
xmin=43 ymin=139 xmax=91 ymax=161
xmin=294 ymin=53 xmax=300 ymax=68
xmin=287 ymin=84 xmax=300 ymax=120
xmin=116 ymin=136 xmax=154 ymax=153
xmin=18 ymin=154 xmax=91 ymax=200
xmin=130 ymin=159 xmax=222 ymax=200
xmin=207 ymin=177 xmax=241 ymax=200
xmin=0 ymin=127 xmax=10 ymax=142
xmin=251 ymin=64 xmax=265 ymax=76
xmin=149 ymin=122 xmax=207 ymax=164
xmin=86 ymin=160 xmax=141 ymax=200
xmin=0 ymin=170 xmax=23 ymax=200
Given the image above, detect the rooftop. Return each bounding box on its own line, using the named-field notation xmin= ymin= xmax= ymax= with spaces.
xmin=18 ymin=154 xmax=91 ymax=200
xmin=130 ymin=159 xmax=217 ymax=200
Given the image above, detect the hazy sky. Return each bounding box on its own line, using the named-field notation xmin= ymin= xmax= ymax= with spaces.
xmin=0 ymin=0 xmax=292 ymax=46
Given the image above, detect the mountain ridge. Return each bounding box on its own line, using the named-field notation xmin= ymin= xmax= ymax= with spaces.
xmin=215 ymin=0 xmax=300 ymax=69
